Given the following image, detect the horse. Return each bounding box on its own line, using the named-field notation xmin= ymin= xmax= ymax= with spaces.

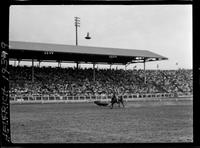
xmin=110 ymin=93 xmax=125 ymax=109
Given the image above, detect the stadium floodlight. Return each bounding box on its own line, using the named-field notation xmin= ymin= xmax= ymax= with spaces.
xmin=85 ymin=32 xmax=91 ymax=40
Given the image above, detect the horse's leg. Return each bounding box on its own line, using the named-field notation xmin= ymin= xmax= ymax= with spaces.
xmin=112 ymin=102 xmax=116 ymax=109
xmin=121 ymin=101 xmax=125 ymax=108
xmin=110 ymin=102 xmax=113 ymax=109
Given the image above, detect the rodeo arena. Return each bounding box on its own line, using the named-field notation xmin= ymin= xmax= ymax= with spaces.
xmin=9 ymin=40 xmax=193 ymax=143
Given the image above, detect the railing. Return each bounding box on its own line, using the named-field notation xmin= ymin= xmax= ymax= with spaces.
xmin=9 ymin=92 xmax=192 ymax=104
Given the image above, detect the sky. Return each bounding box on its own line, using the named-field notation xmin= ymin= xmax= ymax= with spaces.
xmin=9 ymin=5 xmax=192 ymax=70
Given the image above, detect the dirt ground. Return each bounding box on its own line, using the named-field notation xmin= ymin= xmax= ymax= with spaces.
xmin=10 ymin=99 xmax=193 ymax=143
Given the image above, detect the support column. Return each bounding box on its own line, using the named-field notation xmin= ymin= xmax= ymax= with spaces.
xmin=18 ymin=60 xmax=20 ymax=66
xmin=39 ymin=61 xmax=41 ymax=67
xmin=93 ymin=63 xmax=95 ymax=82
xmin=32 ymin=58 xmax=34 ymax=83
xmin=144 ymin=58 xmax=146 ymax=84
xmin=14 ymin=59 xmax=16 ymax=67
xmin=57 ymin=61 xmax=62 ymax=68
xmin=76 ymin=62 xmax=79 ymax=69
xmin=156 ymin=64 xmax=159 ymax=75
xmin=125 ymin=63 xmax=131 ymax=71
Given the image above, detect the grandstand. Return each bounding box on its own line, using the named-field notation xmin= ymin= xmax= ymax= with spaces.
xmin=9 ymin=41 xmax=192 ymax=102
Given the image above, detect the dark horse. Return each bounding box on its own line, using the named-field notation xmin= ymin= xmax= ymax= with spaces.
xmin=110 ymin=93 xmax=125 ymax=109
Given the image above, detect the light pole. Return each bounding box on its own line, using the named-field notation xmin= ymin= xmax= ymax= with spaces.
xmin=74 ymin=17 xmax=80 ymax=46
xmin=74 ymin=17 xmax=92 ymax=74
xmin=74 ymin=17 xmax=80 ymax=69
xmin=74 ymin=17 xmax=91 ymax=45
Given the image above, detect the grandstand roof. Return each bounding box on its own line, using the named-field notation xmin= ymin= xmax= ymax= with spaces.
xmin=9 ymin=41 xmax=168 ymax=65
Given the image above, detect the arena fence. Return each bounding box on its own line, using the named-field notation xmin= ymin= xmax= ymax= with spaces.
xmin=9 ymin=93 xmax=193 ymax=104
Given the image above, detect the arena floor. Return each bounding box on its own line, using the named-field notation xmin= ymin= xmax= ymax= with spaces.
xmin=10 ymin=98 xmax=193 ymax=143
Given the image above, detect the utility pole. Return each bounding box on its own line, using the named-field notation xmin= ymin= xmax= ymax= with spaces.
xmin=74 ymin=17 xmax=80 ymax=70
xmin=74 ymin=17 xmax=80 ymax=46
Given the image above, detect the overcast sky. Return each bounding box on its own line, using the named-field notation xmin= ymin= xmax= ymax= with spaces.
xmin=9 ymin=5 xmax=192 ymax=70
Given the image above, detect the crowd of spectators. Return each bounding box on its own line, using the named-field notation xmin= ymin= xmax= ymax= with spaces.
xmin=9 ymin=65 xmax=193 ymax=96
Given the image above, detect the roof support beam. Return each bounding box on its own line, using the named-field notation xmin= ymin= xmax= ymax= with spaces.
xmin=17 ymin=59 xmax=21 ymax=66
xmin=93 ymin=63 xmax=96 ymax=82
xmin=76 ymin=62 xmax=79 ymax=70
xmin=14 ymin=59 xmax=16 ymax=67
xmin=110 ymin=64 xmax=112 ymax=70
xmin=38 ymin=60 xmax=41 ymax=67
xmin=32 ymin=58 xmax=34 ymax=83
xmin=144 ymin=58 xmax=146 ymax=84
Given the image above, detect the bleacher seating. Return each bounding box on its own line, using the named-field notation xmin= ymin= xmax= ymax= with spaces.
xmin=9 ymin=65 xmax=193 ymax=96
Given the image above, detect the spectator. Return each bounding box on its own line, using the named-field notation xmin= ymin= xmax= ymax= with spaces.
xmin=9 ymin=65 xmax=193 ymax=96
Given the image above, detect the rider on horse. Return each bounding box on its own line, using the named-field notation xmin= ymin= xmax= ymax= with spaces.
xmin=110 ymin=91 xmax=125 ymax=109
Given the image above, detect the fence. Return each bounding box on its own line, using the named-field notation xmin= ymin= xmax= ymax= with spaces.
xmin=9 ymin=93 xmax=193 ymax=104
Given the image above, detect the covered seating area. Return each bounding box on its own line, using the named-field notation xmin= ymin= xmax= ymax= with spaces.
xmin=9 ymin=41 xmax=168 ymax=83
